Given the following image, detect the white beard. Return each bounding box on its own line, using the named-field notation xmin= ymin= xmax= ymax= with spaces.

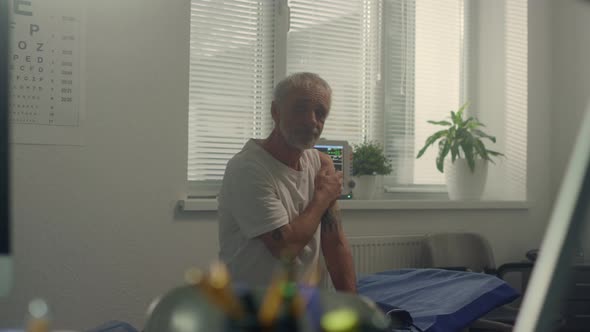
xmin=279 ymin=124 xmax=320 ymax=151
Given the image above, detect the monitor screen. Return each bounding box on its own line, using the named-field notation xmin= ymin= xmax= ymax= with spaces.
xmin=314 ymin=140 xmax=353 ymax=199
xmin=314 ymin=144 xmax=344 ymax=172
xmin=514 ymin=104 xmax=590 ymax=332
xmin=0 ymin=0 xmax=13 ymax=297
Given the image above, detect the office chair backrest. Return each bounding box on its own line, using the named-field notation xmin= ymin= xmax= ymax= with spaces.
xmin=423 ymin=232 xmax=496 ymax=273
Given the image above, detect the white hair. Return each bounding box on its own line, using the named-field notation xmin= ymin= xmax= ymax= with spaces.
xmin=273 ymin=72 xmax=332 ymax=105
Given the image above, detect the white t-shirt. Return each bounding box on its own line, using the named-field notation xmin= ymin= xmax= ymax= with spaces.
xmin=218 ymin=139 xmax=322 ymax=286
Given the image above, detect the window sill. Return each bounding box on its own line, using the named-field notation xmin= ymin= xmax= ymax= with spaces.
xmin=337 ymin=200 xmax=528 ymax=210
xmin=178 ymin=198 xmax=529 ymax=212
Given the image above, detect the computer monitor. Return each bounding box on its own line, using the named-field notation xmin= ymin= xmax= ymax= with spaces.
xmin=0 ymin=0 xmax=12 ymax=297
xmin=314 ymin=140 xmax=354 ymax=199
xmin=514 ymin=103 xmax=590 ymax=332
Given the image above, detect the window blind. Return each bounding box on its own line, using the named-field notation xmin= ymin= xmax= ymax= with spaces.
xmin=503 ymin=0 xmax=527 ymax=200
xmin=188 ymin=0 xmax=276 ymax=182
xmin=412 ymin=0 xmax=465 ymax=185
xmin=383 ymin=0 xmax=466 ymax=186
xmin=187 ymin=0 xmax=528 ymax=199
xmin=286 ymin=0 xmax=381 ymax=146
xmin=382 ymin=0 xmax=417 ymax=185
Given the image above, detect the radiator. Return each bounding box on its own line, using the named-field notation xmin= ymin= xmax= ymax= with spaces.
xmin=320 ymin=235 xmax=427 ymax=290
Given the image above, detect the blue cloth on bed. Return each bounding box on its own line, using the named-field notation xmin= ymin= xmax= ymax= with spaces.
xmin=357 ymin=268 xmax=519 ymax=332
xmin=86 ymin=320 xmax=139 ymax=332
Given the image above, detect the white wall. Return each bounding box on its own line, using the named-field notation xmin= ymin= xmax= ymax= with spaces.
xmin=549 ymin=0 xmax=590 ymax=255
xmin=0 ymin=0 xmax=558 ymax=329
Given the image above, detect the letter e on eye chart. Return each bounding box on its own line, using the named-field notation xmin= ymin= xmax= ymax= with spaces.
xmin=9 ymin=0 xmax=85 ymax=145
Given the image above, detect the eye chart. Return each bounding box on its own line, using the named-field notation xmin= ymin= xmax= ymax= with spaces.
xmin=9 ymin=0 xmax=85 ymax=145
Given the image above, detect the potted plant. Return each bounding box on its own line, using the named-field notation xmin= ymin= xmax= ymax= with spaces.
xmin=352 ymin=141 xmax=393 ymax=200
xmin=416 ymin=102 xmax=504 ymax=200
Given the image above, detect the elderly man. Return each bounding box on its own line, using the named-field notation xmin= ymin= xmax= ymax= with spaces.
xmin=217 ymin=72 xmax=356 ymax=292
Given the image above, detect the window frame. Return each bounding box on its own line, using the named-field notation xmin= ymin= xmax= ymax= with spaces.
xmin=186 ymin=0 xmax=528 ymax=202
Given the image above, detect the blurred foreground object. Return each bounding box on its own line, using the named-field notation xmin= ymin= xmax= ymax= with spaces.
xmin=144 ymin=285 xmax=390 ymax=332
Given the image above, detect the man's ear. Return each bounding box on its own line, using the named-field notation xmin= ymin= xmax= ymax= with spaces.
xmin=271 ymin=101 xmax=280 ymax=124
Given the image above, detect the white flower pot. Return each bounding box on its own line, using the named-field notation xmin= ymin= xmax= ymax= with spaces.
xmin=444 ymin=158 xmax=488 ymax=200
xmin=352 ymin=175 xmax=378 ymax=200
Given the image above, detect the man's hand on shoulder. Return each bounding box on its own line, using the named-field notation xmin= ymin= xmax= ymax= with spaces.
xmin=314 ymin=169 xmax=342 ymax=210
xmin=314 ymin=151 xmax=342 ymax=209
xmin=318 ymin=150 xmax=336 ymax=174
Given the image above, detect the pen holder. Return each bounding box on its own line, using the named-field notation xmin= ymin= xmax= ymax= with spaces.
xmin=144 ymin=285 xmax=390 ymax=332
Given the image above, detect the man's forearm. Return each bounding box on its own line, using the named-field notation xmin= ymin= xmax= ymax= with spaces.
xmin=259 ymin=156 xmax=341 ymax=261
xmin=321 ymin=204 xmax=357 ymax=292
xmin=261 ymin=198 xmax=328 ymax=259
xmin=324 ymin=240 xmax=356 ymax=292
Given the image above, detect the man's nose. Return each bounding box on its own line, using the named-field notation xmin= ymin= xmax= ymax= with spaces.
xmin=303 ymin=109 xmax=318 ymax=127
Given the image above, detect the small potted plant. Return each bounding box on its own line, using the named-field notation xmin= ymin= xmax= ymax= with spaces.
xmin=416 ymin=102 xmax=504 ymax=200
xmin=352 ymin=141 xmax=393 ymax=200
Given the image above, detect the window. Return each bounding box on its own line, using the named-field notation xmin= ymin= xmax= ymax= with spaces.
xmin=188 ymin=0 xmax=276 ymax=195
xmin=188 ymin=0 xmax=527 ymax=201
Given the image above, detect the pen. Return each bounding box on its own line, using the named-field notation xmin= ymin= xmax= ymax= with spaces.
xmin=207 ymin=261 xmax=245 ymax=320
xmin=26 ymin=299 xmax=50 ymax=332
xmin=258 ymin=271 xmax=286 ymax=327
xmin=189 ymin=262 xmax=245 ymax=321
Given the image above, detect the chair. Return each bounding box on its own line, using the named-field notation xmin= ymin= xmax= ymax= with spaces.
xmin=423 ymin=232 xmax=497 ymax=273
xmin=422 ymin=232 xmax=534 ymax=331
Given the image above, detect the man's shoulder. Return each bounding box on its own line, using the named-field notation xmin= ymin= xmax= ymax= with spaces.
xmin=220 ymin=149 xmax=273 ymax=205
xmin=304 ymin=148 xmax=321 ymax=170
xmin=225 ymin=143 xmax=272 ymax=178
xmin=315 ymin=149 xmax=332 ymax=165
xmin=226 ymin=151 xmax=266 ymax=174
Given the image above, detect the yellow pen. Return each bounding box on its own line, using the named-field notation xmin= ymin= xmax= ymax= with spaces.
xmin=290 ymin=287 xmax=305 ymax=319
xmin=26 ymin=299 xmax=50 ymax=332
xmin=282 ymin=254 xmax=310 ymax=320
xmin=206 ymin=261 xmax=245 ymax=320
xmin=189 ymin=262 xmax=244 ymax=320
xmin=258 ymin=271 xmax=286 ymax=327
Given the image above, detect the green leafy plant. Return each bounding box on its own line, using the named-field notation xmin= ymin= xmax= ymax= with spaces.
xmin=416 ymin=102 xmax=504 ymax=173
xmin=352 ymin=141 xmax=393 ymax=176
